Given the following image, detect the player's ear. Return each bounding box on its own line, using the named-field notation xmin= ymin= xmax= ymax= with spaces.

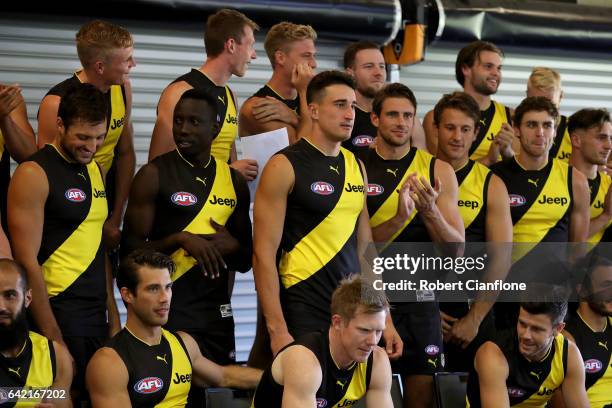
xmin=370 ymin=112 xmax=379 ymax=128
xmin=331 ymin=314 xmax=343 ymax=330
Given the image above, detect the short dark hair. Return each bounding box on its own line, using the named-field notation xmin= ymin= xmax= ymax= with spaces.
xmin=455 ymin=40 xmax=504 ymax=87
xmin=0 ymin=258 xmax=28 ymax=291
xmin=306 ymin=70 xmax=355 ymax=104
xmin=343 ymin=41 xmax=381 ymax=69
xmin=58 ymin=83 xmax=108 ymax=130
xmin=204 ymin=9 xmax=259 ymax=58
xmin=514 ymin=96 xmax=559 ymax=128
xmin=117 ymin=249 xmax=176 ymax=294
xmin=433 ymin=91 xmax=480 ymax=127
xmin=568 ymin=108 xmax=611 ymax=135
xmin=176 ymin=89 xmax=219 ymax=126
xmin=520 ymin=284 xmax=568 ymax=326
xmin=331 ymin=275 xmax=389 ymax=323
xmin=371 ymin=83 xmax=417 ymax=117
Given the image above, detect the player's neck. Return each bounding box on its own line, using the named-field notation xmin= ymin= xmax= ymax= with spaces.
xmin=328 ymin=329 xmax=354 ymax=369
xmin=464 ymin=88 xmax=491 ymax=111
xmin=439 ymin=153 xmax=469 ymax=171
xmin=570 ymin=155 xmax=598 ymax=180
xmin=0 ymin=334 xmax=27 ymax=358
xmin=77 ymin=69 xmax=110 ymax=93
xmin=308 ymin=130 xmax=341 ymax=157
xmin=376 ymin=138 xmax=411 ymax=160
xmin=125 ymin=318 xmax=163 ymax=346
xmin=578 ymin=303 xmax=608 ymax=332
xmin=267 ymin=73 xmax=297 ymax=100
xmin=516 ymin=151 xmax=548 ymax=171
xmin=355 ymin=92 xmax=373 ymax=113
xmin=200 ymin=58 xmax=231 ymax=86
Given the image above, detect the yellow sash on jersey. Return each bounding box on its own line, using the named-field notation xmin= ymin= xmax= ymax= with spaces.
xmin=470 ymin=101 xmax=510 ymax=161
xmin=330 ymin=361 xmax=369 ymax=408
xmin=516 ymin=334 xmax=566 ymax=407
xmin=15 ymin=332 xmax=54 ymax=407
xmin=42 ymin=155 xmax=107 ymax=297
xmin=279 ymin=148 xmax=364 ymax=289
xmin=210 ymin=87 xmax=237 ymax=163
xmin=554 ymin=121 xmax=572 ymax=162
xmin=458 ymin=161 xmax=490 ymax=230
xmin=170 ymin=157 xmax=236 ymax=281
xmin=586 ymin=317 xmax=612 ymax=408
xmin=156 ymin=329 xmax=192 ymax=408
xmin=511 ymin=160 xmax=571 ymax=262
xmin=588 ymin=172 xmax=612 ymax=244
xmin=369 ymin=149 xmax=434 ymax=246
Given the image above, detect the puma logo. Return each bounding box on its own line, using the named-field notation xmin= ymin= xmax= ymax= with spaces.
xmin=195 ymin=176 xmax=207 ymax=186
xmin=427 ymin=358 xmax=437 ymax=368
xmin=77 ymin=172 xmax=86 ymax=181
xmin=8 ymin=367 xmax=20 ymax=377
xmin=217 ymin=95 xmax=225 ymax=105
xmin=156 ymin=354 xmax=168 ymax=365
xmin=598 ymin=341 xmax=608 ymax=351
xmin=386 ymin=168 xmax=398 ymax=177
xmin=530 ymin=371 xmax=541 ymax=380
xmin=329 ymin=165 xmax=340 ymax=175
xmin=336 ymin=379 xmax=347 ymax=388
xmin=528 ymin=178 xmax=539 ymax=188
xmin=479 ymin=119 xmax=487 ymax=126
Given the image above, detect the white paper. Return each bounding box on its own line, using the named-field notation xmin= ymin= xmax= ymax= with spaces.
xmin=239 ymin=127 xmax=290 ymax=200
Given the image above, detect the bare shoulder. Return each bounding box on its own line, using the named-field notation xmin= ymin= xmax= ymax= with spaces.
xmin=475 ymin=341 xmax=507 ymax=374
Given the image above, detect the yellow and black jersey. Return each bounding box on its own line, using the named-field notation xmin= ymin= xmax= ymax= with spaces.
xmin=467 ymin=330 xmax=568 ymax=407
xmin=342 ymin=106 xmax=377 ymax=154
xmin=588 ymin=172 xmax=612 ymax=244
xmin=46 ymin=72 xmax=126 ymax=174
xmin=491 ymin=157 xmax=572 ymax=244
xmin=252 ymin=84 xmax=299 ymax=114
xmin=0 ymin=332 xmax=56 ymax=407
xmin=456 ymin=160 xmax=493 ymax=242
xmin=251 ymin=331 xmax=373 ymax=408
xmin=172 ymin=69 xmax=237 ymax=163
xmin=278 ymin=139 xmax=364 ymax=334
xmin=29 ymin=144 xmax=108 ymax=337
xmin=149 ymin=150 xmax=252 ymax=333
xmin=565 ymin=314 xmax=612 ymax=407
xmin=469 ymin=100 xmax=512 ymax=162
xmin=359 ymin=147 xmax=435 ymax=244
xmin=109 ymin=328 xmax=192 ymax=408
xmin=550 ymin=115 xmax=572 ymax=162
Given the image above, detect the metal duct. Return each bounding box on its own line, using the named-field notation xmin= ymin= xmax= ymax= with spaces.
xmin=0 ymin=0 xmax=402 ymax=45
xmin=425 ymin=0 xmax=612 ymax=52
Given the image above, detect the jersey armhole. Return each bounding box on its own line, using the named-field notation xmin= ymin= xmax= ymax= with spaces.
xmin=568 ymin=165 xmax=574 ymax=205
xmin=48 ymin=339 xmax=57 ymax=382
xmin=562 ymin=338 xmax=569 ymax=377
xmin=365 ymin=352 xmax=374 ymax=388
xmin=504 ymin=105 xmax=513 ymax=126
xmin=482 ymin=170 xmax=493 ymax=211
xmin=173 ymin=331 xmax=193 ymax=366
xmin=428 ymin=157 xmax=436 ymax=185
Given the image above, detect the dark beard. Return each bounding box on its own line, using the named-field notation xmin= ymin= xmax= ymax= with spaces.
xmin=0 ymin=306 xmax=29 ymax=352
xmin=588 ymin=300 xmax=612 ymax=317
xmin=358 ymin=85 xmax=378 ymax=99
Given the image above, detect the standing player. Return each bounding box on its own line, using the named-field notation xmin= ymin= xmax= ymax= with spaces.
xmin=37 ymin=20 xmax=136 ymax=250
xmin=253 ymin=71 xmax=402 ymax=359
xmin=568 ymin=108 xmax=612 ymax=245
xmin=86 ymin=249 xmax=262 ymax=407
xmin=8 ymin=84 xmax=120 ymax=404
xmin=433 ymin=91 xmax=513 ymax=371
xmin=252 ymin=276 xmax=393 ymax=408
xmin=526 ymin=67 xmax=572 ymax=162
xmin=239 ymin=21 xmax=316 ymax=143
xmin=424 ymin=41 xmax=515 ymax=165
xmin=149 ymin=9 xmax=259 ymax=180
xmin=360 ymin=83 xmax=464 ymax=408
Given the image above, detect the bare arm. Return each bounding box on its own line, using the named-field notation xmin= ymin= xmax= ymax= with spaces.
xmin=570 ymin=168 xmax=590 ymax=242
xmin=365 ymin=347 xmax=393 ymax=408
xmin=49 ymin=341 xmax=73 ymax=408
xmin=86 ymin=348 xmax=132 ymax=408
xmin=0 ymin=84 xmax=36 ymax=161
xmin=276 ymin=346 xmax=322 ymax=408
xmin=178 ymin=331 xmax=262 ymax=389
xmin=105 ymin=253 xmax=120 ymax=337
xmin=292 ymin=64 xmax=315 ymax=144
xmin=423 ymin=110 xmax=438 ymax=155
xmin=474 ymin=342 xmax=511 ymax=408
xmin=149 ymin=81 xmax=192 ymax=161
xmin=411 ymin=117 xmax=427 ymax=151
xmin=8 ymin=162 xmax=64 ymax=343
xmin=252 ymin=154 xmax=295 ymax=354
xmin=37 ymin=95 xmax=61 ymax=148
xmin=561 ymin=341 xmax=590 ymax=407
xmin=0 ymin=223 xmax=11 ymax=259
xmin=238 ymin=96 xmax=298 ymax=142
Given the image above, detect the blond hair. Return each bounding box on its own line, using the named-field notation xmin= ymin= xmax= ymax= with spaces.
xmin=264 ymin=22 xmax=317 ymax=67
xmin=330 ymin=275 xmax=389 ymax=324
xmin=76 ymin=20 xmax=133 ymax=68
xmin=528 ymin=67 xmax=562 ymax=92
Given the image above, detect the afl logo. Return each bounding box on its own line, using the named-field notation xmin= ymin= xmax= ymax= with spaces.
xmin=352 ymin=135 xmax=373 ymax=147
xmin=585 ymin=359 xmax=602 ymax=373
xmin=509 ymin=194 xmax=526 ymax=207
xmin=311 ymin=181 xmax=335 ymax=196
xmin=171 ymin=192 xmax=197 ymax=206
xmin=316 ymin=398 xmax=328 ymax=408
xmin=367 ymin=183 xmax=384 ymax=196
xmin=134 ymin=377 xmax=164 ymax=394
xmin=425 ymin=345 xmax=439 ymax=356
xmin=507 ymin=387 xmax=525 ymax=398
xmin=65 ymin=188 xmax=86 ymax=202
